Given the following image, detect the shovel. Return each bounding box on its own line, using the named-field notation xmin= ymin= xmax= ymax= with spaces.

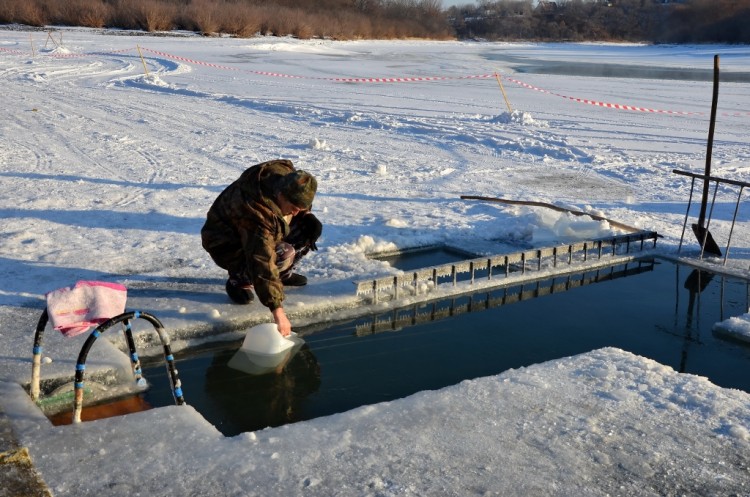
xmin=691 ymin=54 xmax=722 ymax=257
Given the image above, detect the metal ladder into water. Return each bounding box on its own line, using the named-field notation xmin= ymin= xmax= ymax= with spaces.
xmin=354 ymin=231 xmax=659 ymax=305
xmin=30 ymin=310 xmax=185 ymax=423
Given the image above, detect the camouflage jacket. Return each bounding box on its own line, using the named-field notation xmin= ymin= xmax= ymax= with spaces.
xmin=201 ymin=159 xmax=300 ymax=310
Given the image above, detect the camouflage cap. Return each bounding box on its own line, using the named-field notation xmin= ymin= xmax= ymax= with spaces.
xmin=280 ymin=170 xmax=317 ymax=210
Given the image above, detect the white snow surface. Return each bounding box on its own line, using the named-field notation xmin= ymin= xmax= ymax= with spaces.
xmin=1 ymin=28 xmax=750 ymax=495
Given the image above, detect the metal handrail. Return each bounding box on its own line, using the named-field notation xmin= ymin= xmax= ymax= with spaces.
xmin=673 ymin=169 xmax=750 ymax=189
xmin=30 ymin=309 xmax=185 ymax=423
xmin=72 ymin=311 xmax=185 ymax=423
xmin=673 ymin=168 xmax=749 ymax=265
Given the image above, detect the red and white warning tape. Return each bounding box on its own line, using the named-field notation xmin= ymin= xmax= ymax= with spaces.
xmin=502 ymin=76 xmax=699 ymax=116
xmin=143 ymin=47 xmax=486 ymax=82
xmin=2 ymin=43 xmax=748 ymax=116
xmin=48 ymin=47 xmax=135 ymax=59
xmin=142 ymin=47 xmax=240 ymax=72
xmin=328 ymin=74 xmax=494 ymax=83
xmin=0 ymin=47 xmax=28 ymax=56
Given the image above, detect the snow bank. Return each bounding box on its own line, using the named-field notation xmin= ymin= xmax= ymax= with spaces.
xmin=2 ymin=348 xmax=747 ymax=496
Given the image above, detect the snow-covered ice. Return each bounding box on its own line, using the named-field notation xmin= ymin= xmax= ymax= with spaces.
xmin=1 ymin=28 xmax=749 ymax=495
xmin=2 ymin=347 xmax=749 ymax=496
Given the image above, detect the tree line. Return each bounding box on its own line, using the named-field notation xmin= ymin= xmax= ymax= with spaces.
xmin=0 ymin=0 xmax=453 ymax=39
xmin=450 ymin=0 xmax=750 ymax=43
xmin=0 ymin=0 xmax=747 ymax=42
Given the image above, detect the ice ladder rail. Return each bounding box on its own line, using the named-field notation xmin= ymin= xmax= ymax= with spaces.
xmin=355 ymin=259 xmax=656 ymax=336
xmin=31 ymin=310 xmax=185 ymax=423
xmin=673 ymin=168 xmax=750 ymax=265
xmin=354 ymin=231 xmax=658 ymax=304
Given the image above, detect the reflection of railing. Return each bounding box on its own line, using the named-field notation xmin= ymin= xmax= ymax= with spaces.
xmin=674 ymin=169 xmax=750 ymax=264
xmin=355 ymin=231 xmax=658 ymax=303
xmin=355 ymin=259 xmax=656 ymax=336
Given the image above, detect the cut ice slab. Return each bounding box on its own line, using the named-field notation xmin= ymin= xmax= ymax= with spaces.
xmin=713 ymin=312 xmax=750 ymax=345
xmin=228 ymin=323 xmax=305 ymax=375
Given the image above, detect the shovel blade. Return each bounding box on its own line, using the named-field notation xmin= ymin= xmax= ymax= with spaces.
xmin=691 ymin=224 xmax=722 ymax=257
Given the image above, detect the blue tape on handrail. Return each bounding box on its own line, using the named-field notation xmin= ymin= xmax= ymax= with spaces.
xmin=166 ymin=354 xmax=174 ymax=362
xmin=76 ymin=363 xmax=86 ymax=371
xmin=174 ymin=387 xmax=183 ymax=397
xmin=93 ymin=330 xmax=101 ymax=338
xmin=131 ymin=352 xmax=139 ymax=361
xmin=134 ymin=311 xmax=141 ymax=319
xmin=33 ymin=346 xmax=41 ymax=354
xmin=75 ymin=382 xmax=84 ymax=389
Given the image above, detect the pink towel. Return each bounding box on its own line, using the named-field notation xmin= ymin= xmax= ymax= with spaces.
xmin=45 ymin=281 xmax=127 ymax=337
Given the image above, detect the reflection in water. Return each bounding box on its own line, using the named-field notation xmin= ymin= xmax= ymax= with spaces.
xmin=203 ymin=345 xmax=321 ymax=434
xmin=677 ymin=268 xmax=714 ymax=373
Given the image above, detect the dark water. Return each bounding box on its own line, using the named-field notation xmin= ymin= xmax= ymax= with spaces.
xmin=371 ymin=246 xmax=477 ymax=271
xmin=481 ymin=52 xmax=750 ymax=82
xmin=142 ymin=258 xmax=750 ymax=436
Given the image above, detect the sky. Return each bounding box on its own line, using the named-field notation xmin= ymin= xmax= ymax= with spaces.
xmin=443 ymin=0 xmax=475 ymax=7
xmin=1 ymin=28 xmax=750 ymax=495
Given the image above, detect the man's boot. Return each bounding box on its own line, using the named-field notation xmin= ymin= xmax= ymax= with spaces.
xmin=226 ymin=275 xmax=255 ymax=304
xmin=281 ymin=273 xmax=307 ymax=287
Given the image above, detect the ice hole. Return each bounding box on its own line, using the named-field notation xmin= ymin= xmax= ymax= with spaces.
xmin=370 ymin=245 xmax=481 ymax=271
xmin=41 ymin=257 xmax=747 ymax=435
xmin=42 ymin=257 xmax=750 ymax=433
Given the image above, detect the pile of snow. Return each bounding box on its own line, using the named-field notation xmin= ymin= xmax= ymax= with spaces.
xmin=491 ymin=109 xmax=547 ymax=126
xmin=531 ymin=210 xmax=613 ymax=243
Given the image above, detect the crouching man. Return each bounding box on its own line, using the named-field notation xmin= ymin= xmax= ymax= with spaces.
xmin=201 ymin=159 xmax=322 ymax=337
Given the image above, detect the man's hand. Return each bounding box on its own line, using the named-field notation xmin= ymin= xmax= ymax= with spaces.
xmin=271 ymin=307 xmax=292 ymax=337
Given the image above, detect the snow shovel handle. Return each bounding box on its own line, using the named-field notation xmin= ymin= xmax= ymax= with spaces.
xmin=698 ymin=54 xmax=720 ymax=226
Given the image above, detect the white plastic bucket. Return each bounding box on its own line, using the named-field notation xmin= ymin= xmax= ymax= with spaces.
xmin=241 ymin=323 xmax=296 ymax=355
xmin=228 ymin=323 xmax=305 ymax=374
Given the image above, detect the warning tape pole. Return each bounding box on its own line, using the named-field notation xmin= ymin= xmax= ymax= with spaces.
xmin=136 ymin=45 xmax=150 ymax=77
xmin=494 ymin=72 xmax=513 ymax=114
